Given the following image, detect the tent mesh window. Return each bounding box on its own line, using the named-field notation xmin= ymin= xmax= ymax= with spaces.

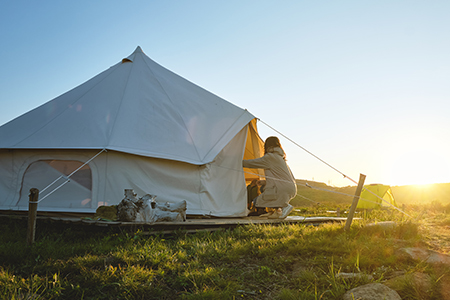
xmin=17 ymin=160 xmax=92 ymax=209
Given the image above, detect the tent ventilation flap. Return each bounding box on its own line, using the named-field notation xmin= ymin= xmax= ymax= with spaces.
xmin=122 ymin=58 xmax=132 ymax=63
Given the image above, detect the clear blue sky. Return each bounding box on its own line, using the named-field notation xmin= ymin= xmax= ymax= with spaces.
xmin=1 ymin=1 xmax=449 ymax=187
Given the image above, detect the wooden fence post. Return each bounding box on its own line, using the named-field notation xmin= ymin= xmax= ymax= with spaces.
xmin=344 ymin=174 xmax=366 ymax=231
xmin=27 ymin=188 xmax=39 ymax=246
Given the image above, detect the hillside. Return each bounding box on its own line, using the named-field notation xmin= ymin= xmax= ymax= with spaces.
xmin=292 ymin=180 xmax=450 ymax=207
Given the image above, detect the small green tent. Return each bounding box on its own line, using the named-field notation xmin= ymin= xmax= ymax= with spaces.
xmin=357 ymin=184 xmax=397 ymax=209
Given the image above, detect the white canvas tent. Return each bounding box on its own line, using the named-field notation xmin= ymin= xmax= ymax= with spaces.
xmin=0 ymin=46 xmax=264 ymax=217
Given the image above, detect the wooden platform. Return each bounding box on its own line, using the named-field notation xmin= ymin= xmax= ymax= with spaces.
xmin=47 ymin=215 xmax=349 ymax=231
xmin=1 ymin=212 xmax=351 ymax=234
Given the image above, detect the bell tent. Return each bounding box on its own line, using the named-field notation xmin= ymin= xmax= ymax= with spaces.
xmin=0 ymin=46 xmax=264 ymax=217
xmin=356 ymin=184 xmax=397 ymax=209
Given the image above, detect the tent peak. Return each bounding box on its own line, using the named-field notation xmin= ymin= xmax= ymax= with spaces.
xmin=123 ymin=46 xmax=143 ymax=63
xmin=134 ymin=46 xmax=144 ymax=53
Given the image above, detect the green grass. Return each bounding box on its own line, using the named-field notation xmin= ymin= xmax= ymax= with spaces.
xmin=1 ymin=204 xmax=450 ymax=299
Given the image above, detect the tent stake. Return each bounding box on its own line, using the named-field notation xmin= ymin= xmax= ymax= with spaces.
xmin=27 ymin=188 xmax=39 ymax=246
xmin=344 ymin=174 xmax=366 ymax=231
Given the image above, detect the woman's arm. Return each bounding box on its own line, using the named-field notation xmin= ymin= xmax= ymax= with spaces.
xmin=243 ymin=154 xmax=272 ymax=169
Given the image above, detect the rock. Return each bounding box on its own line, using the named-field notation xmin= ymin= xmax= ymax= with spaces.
xmin=95 ymin=205 xmax=118 ymax=220
xmin=343 ymin=283 xmax=401 ymax=300
xmin=439 ymin=275 xmax=450 ymax=300
xmin=400 ymin=247 xmax=450 ymax=265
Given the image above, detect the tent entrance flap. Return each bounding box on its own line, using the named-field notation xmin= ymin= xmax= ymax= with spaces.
xmin=17 ymin=160 xmax=92 ymax=209
xmin=243 ymin=119 xmax=264 ymax=182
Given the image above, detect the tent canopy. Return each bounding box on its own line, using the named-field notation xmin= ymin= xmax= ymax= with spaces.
xmin=0 ymin=47 xmax=264 ymax=216
xmin=357 ymin=184 xmax=397 ymax=209
xmin=0 ymin=46 xmax=255 ymax=165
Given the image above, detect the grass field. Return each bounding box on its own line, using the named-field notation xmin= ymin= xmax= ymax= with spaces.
xmin=1 ymin=183 xmax=450 ymax=299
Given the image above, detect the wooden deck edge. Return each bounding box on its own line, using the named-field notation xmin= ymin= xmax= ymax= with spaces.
xmin=1 ymin=212 xmax=350 ymax=231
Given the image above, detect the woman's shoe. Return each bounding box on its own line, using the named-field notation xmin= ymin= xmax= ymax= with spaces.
xmin=280 ymin=204 xmax=293 ymax=219
xmin=268 ymin=209 xmax=282 ymax=219
xmin=259 ymin=210 xmax=274 ymax=217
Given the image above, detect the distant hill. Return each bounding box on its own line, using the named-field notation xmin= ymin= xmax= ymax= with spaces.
xmin=292 ymin=180 xmax=356 ymax=206
xmin=292 ymin=180 xmax=450 ymax=207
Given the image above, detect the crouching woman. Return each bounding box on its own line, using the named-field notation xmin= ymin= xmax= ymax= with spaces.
xmin=243 ymin=136 xmax=297 ymax=219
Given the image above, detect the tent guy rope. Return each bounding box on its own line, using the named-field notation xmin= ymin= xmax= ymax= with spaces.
xmin=255 ymin=119 xmax=412 ymax=217
xmin=217 ymin=162 xmax=401 ymax=209
xmin=216 ymin=164 xmax=346 ymax=204
xmin=258 ymin=118 xmax=358 ymax=184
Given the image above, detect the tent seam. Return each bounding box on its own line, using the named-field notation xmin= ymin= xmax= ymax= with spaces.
xmin=105 ymin=58 xmax=135 ymax=144
xmin=140 ymin=54 xmax=203 ymax=162
xmin=106 ymin=146 xmax=204 ymax=164
xmin=9 ymin=64 xmax=122 ymax=148
xmin=200 ymin=110 xmax=251 ymax=162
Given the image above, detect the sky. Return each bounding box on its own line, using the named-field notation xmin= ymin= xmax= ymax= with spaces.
xmin=1 ymin=1 xmax=449 ymax=187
